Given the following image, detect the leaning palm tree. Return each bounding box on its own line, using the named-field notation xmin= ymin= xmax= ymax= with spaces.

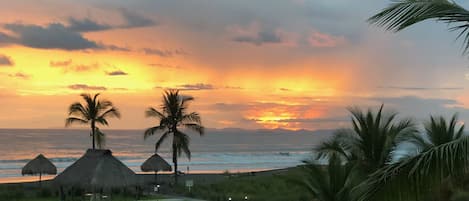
xmin=66 ymin=93 xmax=120 ymax=150
xmin=404 ymin=114 xmax=464 ymax=152
xmin=301 ymin=155 xmax=364 ymax=201
xmin=316 ymin=105 xmax=416 ymax=172
xmin=144 ymin=89 xmax=204 ymax=184
xmin=369 ymin=0 xmax=469 ymax=54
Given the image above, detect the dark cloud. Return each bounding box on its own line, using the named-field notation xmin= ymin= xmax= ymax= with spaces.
xmin=378 ymin=86 xmax=464 ymax=91
xmin=68 ymin=84 xmax=107 ymax=91
xmin=106 ymin=70 xmax=128 ymax=76
xmin=177 ymin=83 xmax=216 ymax=91
xmin=8 ymin=72 xmax=29 ymax=79
xmin=0 ymin=54 xmax=14 ymax=66
xmin=156 ymin=83 xmax=216 ymax=91
xmin=148 ymin=63 xmax=182 ymax=69
xmin=101 ymin=44 xmax=131 ymax=51
xmin=67 ymin=17 xmax=112 ymax=32
xmin=50 ymin=59 xmax=72 ymax=67
xmin=120 ymin=8 xmax=157 ymax=28
xmin=2 ymin=23 xmax=99 ymax=50
xmin=142 ymin=48 xmax=187 ymax=57
xmin=233 ymin=31 xmax=282 ymax=46
xmin=276 ymin=117 xmax=348 ymax=123
xmin=52 ymin=62 xmax=99 ymax=73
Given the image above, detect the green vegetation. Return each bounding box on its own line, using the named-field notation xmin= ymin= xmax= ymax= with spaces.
xmin=0 ymin=184 xmax=165 ymax=201
xmin=144 ymin=89 xmax=205 ymax=184
xmin=175 ymin=168 xmax=312 ymax=201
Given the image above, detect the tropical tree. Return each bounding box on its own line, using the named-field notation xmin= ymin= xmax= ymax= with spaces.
xmin=369 ymin=0 xmax=469 ymax=54
xmin=301 ymin=155 xmax=364 ymax=201
xmin=404 ymin=114 xmax=464 ymax=152
xmin=316 ymin=105 xmax=416 ymax=172
xmin=65 ymin=93 xmax=120 ymax=150
xmin=144 ymin=89 xmax=204 ymax=184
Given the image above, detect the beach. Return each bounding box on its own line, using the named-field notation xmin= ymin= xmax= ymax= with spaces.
xmin=0 ymin=128 xmax=329 ymax=184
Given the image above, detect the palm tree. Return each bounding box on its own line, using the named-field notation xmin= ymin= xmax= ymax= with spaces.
xmin=404 ymin=114 xmax=464 ymax=152
xmin=144 ymin=89 xmax=204 ymax=184
xmin=316 ymin=105 xmax=416 ymax=172
xmin=369 ymin=0 xmax=469 ymax=54
xmin=301 ymin=155 xmax=364 ymax=201
xmin=356 ymin=116 xmax=468 ymax=201
xmin=65 ymin=93 xmax=120 ymax=150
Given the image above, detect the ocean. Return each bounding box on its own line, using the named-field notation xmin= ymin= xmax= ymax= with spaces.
xmin=0 ymin=128 xmax=331 ymax=183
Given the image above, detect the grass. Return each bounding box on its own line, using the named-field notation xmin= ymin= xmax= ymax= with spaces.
xmin=0 ymin=184 xmax=166 ymax=201
xmin=174 ymin=167 xmax=312 ymax=201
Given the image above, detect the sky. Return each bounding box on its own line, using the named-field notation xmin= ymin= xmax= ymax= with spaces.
xmin=1 ymin=0 xmax=469 ymax=130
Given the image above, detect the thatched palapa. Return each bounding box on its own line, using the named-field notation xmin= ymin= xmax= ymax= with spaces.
xmin=141 ymin=153 xmax=172 ymax=172
xmin=141 ymin=153 xmax=172 ymax=184
xmin=54 ymin=149 xmax=138 ymax=189
xmin=22 ymin=154 xmax=57 ymax=182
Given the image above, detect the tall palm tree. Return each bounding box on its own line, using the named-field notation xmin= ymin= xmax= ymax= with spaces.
xmin=316 ymin=105 xmax=416 ymax=172
xmin=369 ymin=0 xmax=469 ymax=54
xmin=405 ymin=114 xmax=464 ymax=152
xmin=65 ymin=93 xmax=120 ymax=150
xmin=144 ymin=89 xmax=204 ymax=184
xmin=301 ymin=155 xmax=364 ymax=201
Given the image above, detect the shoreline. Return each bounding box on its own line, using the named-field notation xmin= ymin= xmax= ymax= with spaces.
xmin=0 ymin=166 xmax=297 ymax=186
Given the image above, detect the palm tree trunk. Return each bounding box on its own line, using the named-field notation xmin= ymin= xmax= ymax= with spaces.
xmin=173 ymin=143 xmax=178 ymax=185
xmin=91 ymin=122 xmax=96 ymax=150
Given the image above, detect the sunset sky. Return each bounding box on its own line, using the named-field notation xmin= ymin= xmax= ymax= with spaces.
xmin=1 ymin=0 xmax=469 ymax=130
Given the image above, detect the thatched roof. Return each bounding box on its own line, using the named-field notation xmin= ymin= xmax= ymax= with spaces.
xmin=140 ymin=153 xmax=172 ymax=172
xmin=22 ymin=154 xmax=57 ymax=175
xmin=54 ymin=149 xmax=139 ymax=188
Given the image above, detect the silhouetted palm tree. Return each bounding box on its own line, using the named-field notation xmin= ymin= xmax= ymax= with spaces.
xmin=369 ymin=0 xmax=469 ymax=54
xmin=357 ymin=115 xmax=469 ymax=201
xmin=316 ymin=105 xmax=416 ymax=172
xmin=144 ymin=89 xmax=204 ymax=184
xmin=66 ymin=93 xmax=120 ymax=149
xmin=301 ymin=155 xmax=363 ymax=201
xmin=405 ymin=114 xmax=464 ymax=152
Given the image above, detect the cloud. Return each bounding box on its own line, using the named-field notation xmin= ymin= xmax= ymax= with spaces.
xmin=142 ymin=48 xmax=187 ymax=57
xmin=68 ymin=84 xmax=107 ymax=91
xmin=8 ymin=72 xmax=29 ymax=79
xmin=101 ymin=44 xmax=131 ymax=51
xmin=106 ymin=70 xmax=128 ymax=76
xmin=51 ymin=62 xmax=99 ymax=73
xmin=120 ymin=8 xmax=157 ymax=28
xmin=148 ymin=63 xmax=183 ymax=69
xmin=67 ymin=17 xmax=112 ymax=32
xmin=0 ymin=54 xmax=14 ymax=66
xmin=2 ymin=23 xmax=99 ymax=50
xmin=307 ymin=30 xmax=346 ymax=47
xmin=378 ymin=86 xmax=464 ymax=91
xmin=233 ymin=30 xmax=283 ymax=46
xmin=50 ymin=59 xmax=72 ymax=67
xmin=156 ymin=83 xmax=216 ymax=91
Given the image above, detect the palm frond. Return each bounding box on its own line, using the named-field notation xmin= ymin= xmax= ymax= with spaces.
xmin=144 ymin=125 xmax=167 ymax=139
xmin=357 ymin=135 xmax=469 ymax=201
xmin=98 ymin=107 xmax=121 ymax=119
xmin=65 ymin=117 xmax=88 ymax=127
xmin=145 ymin=107 xmax=166 ymax=119
xmin=369 ymin=0 xmax=469 ymax=54
xmin=183 ymin=123 xmax=205 ymax=135
xmin=154 ymin=131 xmax=170 ymax=152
